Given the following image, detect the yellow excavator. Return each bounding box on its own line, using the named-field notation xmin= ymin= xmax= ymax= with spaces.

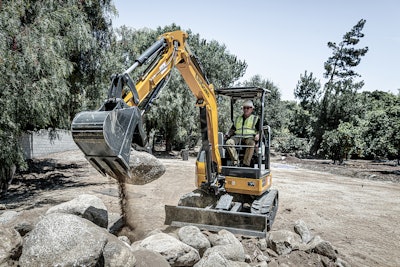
xmin=71 ymin=30 xmax=278 ymax=237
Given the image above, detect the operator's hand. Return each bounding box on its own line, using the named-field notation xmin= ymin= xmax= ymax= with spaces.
xmin=254 ymin=134 xmax=259 ymax=142
xmin=224 ymin=134 xmax=229 ymax=141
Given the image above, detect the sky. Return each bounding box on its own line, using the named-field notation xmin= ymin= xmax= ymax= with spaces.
xmin=112 ymin=0 xmax=400 ymax=100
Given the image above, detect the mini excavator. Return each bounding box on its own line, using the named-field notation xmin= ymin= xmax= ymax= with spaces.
xmin=71 ymin=30 xmax=278 ymax=237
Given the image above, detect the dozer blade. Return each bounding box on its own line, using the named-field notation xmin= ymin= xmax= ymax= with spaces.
xmin=71 ymin=107 xmax=141 ymax=181
xmin=165 ymin=205 xmax=270 ymax=237
xmin=165 ymin=189 xmax=278 ymax=237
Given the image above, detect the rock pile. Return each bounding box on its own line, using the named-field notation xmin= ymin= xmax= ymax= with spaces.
xmin=0 ymin=194 xmax=350 ymax=266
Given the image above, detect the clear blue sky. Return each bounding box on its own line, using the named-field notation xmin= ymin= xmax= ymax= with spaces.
xmin=112 ymin=0 xmax=399 ymax=100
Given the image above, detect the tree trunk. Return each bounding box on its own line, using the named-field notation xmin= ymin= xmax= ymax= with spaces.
xmin=0 ymin=164 xmax=16 ymax=195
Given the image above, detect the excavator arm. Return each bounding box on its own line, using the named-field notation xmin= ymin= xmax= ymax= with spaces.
xmin=71 ymin=30 xmax=221 ymax=182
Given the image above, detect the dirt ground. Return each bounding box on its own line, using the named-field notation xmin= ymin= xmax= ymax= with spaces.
xmin=1 ymin=149 xmax=400 ymax=267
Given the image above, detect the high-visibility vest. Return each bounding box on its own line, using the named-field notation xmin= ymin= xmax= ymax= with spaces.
xmin=234 ymin=115 xmax=258 ymax=136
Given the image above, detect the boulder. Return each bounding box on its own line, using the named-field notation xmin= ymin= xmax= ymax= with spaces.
xmin=108 ymin=212 xmax=124 ymax=234
xmin=46 ymin=194 xmax=108 ymax=228
xmin=178 ymin=189 xmax=216 ymax=208
xmin=241 ymin=238 xmax=268 ymax=263
xmin=208 ymin=229 xmax=241 ymax=246
xmin=257 ymin=238 xmax=268 ymax=251
xmin=0 ymin=225 xmax=22 ymax=266
xmin=294 ymin=219 xmax=313 ymax=243
xmin=127 ymin=150 xmax=166 ymax=185
xmin=132 ymin=248 xmax=170 ymax=267
xmin=0 ymin=211 xmax=19 ymax=225
xmin=139 ymin=232 xmax=200 ymax=266
xmin=178 ymin=226 xmax=211 ymax=255
xmin=0 ymin=210 xmax=38 ymax=237
xmin=314 ymin=240 xmax=337 ymax=260
xmin=267 ymin=230 xmax=301 ymax=255
xmin=103 ymin=234 xmax=136 ymax=267
xmin=203 ymin=230 xmax=245 ymax=262
xmin=298 ymin=235 xmax=323 ymax=252
xmin=19 ymin=213 xmax=109 ymax=267
xmin=194 ymin=251 xmax=250 ymax=267
xmin=118 ymin=235 xmax=131 ymax=245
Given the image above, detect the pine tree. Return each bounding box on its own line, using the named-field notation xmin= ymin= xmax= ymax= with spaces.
xmin=313 ymin=19 xmax=368 ymax=156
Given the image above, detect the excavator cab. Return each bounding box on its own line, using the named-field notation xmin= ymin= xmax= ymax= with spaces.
xmin=216 ymin=86 xmax=271 ymax=183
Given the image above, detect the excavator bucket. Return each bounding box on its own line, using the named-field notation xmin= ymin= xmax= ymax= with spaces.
xmin=71 ymin=106 xmax=142 ymax=181
xmin=165 ymin=189 xmax=278 ymax=237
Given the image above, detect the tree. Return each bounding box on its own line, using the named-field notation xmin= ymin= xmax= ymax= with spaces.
xmin=357 ymin=91 xmax=400 ymax=164
xmin=313 ymin=19 xmax=368 ymax=158
xmin=320 ymin=121 xmax=360 ymax=164
xmin=293 ymin=70 xmax=321 ymax=140
xmin=294 ymin=70 xmax=321 ymax=112
xmin=0 ymin=0 xmax=115 ymax=191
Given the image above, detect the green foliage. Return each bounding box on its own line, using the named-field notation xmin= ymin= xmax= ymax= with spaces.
xmin=294 ymin=70 xmax=321 ymax=112
xmin=286 ymin=101 xmax=313 ymax=139
xmin=289 ymin=19 xmax=399 ymax=164
xmin=0 ymin=0 xmax=115 ymax=181
xmin=356 ymin=92 xmax=400 ymax=162
xmin=320 ymin=122 xmax=358 ymax=164
xmin=274 ymin=131 xmax=311 ymax=158
xmin=293 ymin=19 xmax=369 ymax=160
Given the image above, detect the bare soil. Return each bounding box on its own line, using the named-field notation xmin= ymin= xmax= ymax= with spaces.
xmin=1 ymin=149 xmax=400 ymax=267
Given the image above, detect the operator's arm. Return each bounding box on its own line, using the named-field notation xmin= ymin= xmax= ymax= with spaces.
xmin=225 ymin=125 xmax=236 ymax=140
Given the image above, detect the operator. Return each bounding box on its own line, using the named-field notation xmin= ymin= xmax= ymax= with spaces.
xmin=225 ymin=100 xmax=259 ymax=167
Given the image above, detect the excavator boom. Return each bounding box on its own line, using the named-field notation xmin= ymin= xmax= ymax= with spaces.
xmin=72 ymin=30 xmax=220 ymax=181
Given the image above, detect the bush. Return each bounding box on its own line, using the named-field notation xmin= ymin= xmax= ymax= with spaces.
xmin=273 ymin=134 xmax=311 ymax=158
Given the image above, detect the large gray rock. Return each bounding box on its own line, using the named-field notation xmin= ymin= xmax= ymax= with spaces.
xmin=0 ymin=225 xmax=22 ymax=266
xmin=0 ymin=211 xmax=19 ymax=225
xmin=294 ymin=219 xmax=313 ymax=243
xmin=203 ymin=230 xmax=245 ymax=262
xmin=46 ymin=194 xmax=108 ymax=228
xmin=267 ymin=230 xmax=301 ymax=255
xmin=241 ymin=238 xmax=268 ymax=263
xmin=19 ymin=213 xmax=109 ymax=267
xmin=1 ymin=210 xmax=42 ymax=237
xmin=108 ymin=212 xmax=124 ymax=234
xmin=314 ymin=240 xmax=337 ymax=260
xmin=178 ymin=189 xmax=216 ymax=208
xmin=132 ymin=248 xmax=170 ymax=267
xmin=139 ymin=232 xmax=200 ymax=266
xmin=178 ymin=226 xmax=211 ymax=255
xmin=194 ymin=251 xmax=250 ymax=267
xmin=297 ymin=234 xmax=323 ymax=252
xmin=127 ymin=150 xmax=166 ymax=185
xmin=103 ymin=234 xmax=136 ymax=267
